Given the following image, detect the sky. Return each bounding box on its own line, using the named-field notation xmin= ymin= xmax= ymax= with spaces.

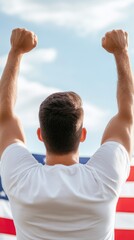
xmin=0 ymin=0 xmax=134 ymax=156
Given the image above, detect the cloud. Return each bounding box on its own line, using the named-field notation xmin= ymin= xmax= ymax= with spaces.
xmin=15 ymin=77 xmax=60 ymax=127
xmin=0 ymin=0 xmax=134 ymax=35
xmin=24 ymin=48 xmax=58 ymax=64
xmin=21 ymin=48 xmax=58 ymax=74
xmin=0 ymin=43 xmax=109 ymax=132
xmin=83 ymin=102 xmax=109 ymax=131
xmin=0 ymin=54 xmax=109 ymax=132
xmin=0 ymin=48 xmax=57 ymax=74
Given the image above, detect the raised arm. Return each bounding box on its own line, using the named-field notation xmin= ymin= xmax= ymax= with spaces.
xmin=101 ymin=30 xmax=134 ymax=159
xmin=0 ymin=28 xmax=37 ymax=156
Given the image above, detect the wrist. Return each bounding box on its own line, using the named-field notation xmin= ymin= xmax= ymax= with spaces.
xmin=114 ymin=48 xmax=128 ymax=58
xmin=9 ymin=48 xmax=23 ymax=58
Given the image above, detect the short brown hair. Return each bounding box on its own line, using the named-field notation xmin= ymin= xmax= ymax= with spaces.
xmin=39 ymin=91 xmax=84 ymax=154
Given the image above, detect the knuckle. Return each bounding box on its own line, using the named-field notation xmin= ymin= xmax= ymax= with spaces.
xmin=119 ymin=29 xmax=124 ymax=34
xmin=112 ymin=30 xmax=118 ymax=35
xmin=12 ymin=28 xmax=18 ymax=33
xmin=105 ymin=32 xmax=111 ymax=37
xmin=117 ymin=29 xmax=125 ymax=35
xmin=27 ymin=30 xmax=34 ymax=36
xmin=21 ymin=28 xmax=27 ymax=31
xmin=16 ymin=28 xmax=22 ymax=31
xmin=30 ymin=31 xmax=34 ymax=35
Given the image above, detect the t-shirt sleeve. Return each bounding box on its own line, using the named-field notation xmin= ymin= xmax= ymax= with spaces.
xmin=86 ymin=141 xmax=130 ymax=195
xmin=0 ymin=142 xmax=39 ymax=195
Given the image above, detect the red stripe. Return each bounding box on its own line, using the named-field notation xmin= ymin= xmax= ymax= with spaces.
xmin=115 ymin=229 xmax=134 ymax=240
xmin=116 ymin=198 xmax=134 ymax=212
xmin=0 ymin=217 xmax=16 ymax=235
xmin=127 ymin=166 xmax=134 ymax=181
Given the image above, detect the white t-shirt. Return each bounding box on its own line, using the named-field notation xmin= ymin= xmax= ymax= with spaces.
xmin=0 ymin=141 xmax=130 ymax=240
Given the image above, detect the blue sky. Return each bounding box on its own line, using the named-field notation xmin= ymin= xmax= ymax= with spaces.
xmin=0 ymin=0 xmax=134 ymax=156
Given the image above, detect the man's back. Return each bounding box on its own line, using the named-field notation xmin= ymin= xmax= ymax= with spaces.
xmin=1 ymin=141 xmax=130 ymax=240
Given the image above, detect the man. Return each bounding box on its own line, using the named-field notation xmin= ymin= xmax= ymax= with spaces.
xmin=0 ymin=28 xmax=133 ymax=240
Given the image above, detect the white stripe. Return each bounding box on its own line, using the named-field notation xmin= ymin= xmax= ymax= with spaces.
xmin=131 ymin=161 xmax=134 ymax=166
xmin=0 ymin=234 xmax=16 ymax=240
xmin=120 ymin=182 xmax=134 ymax=197
xmin=115 ymin=212 xmax=134 ymax=229
xmin=0 ymin=199 xmax=13 ymax=219
xmin=131 ymin=156 xmax=134 ymax=165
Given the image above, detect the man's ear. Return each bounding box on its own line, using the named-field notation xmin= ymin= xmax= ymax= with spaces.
xmin=37 ymin=128 xmax=43 ymax=142
xmin=80 ymin=128 xmax=87 ymax=143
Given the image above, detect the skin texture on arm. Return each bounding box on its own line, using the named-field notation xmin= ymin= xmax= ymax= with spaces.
xmin=0 ymin=28 xmax=38 ymax=157
xmin=101 ymin=30 xmax=134 ymax=159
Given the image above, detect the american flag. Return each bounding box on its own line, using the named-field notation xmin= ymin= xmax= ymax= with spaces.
xmin=0 ymin=154 xmax=134 ymax=240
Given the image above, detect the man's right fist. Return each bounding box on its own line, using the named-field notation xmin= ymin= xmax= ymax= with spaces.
xmin=102 ymin=30 xmax=128 ymax=54
xmin=10 ymin=28 xmax=38 ymax=54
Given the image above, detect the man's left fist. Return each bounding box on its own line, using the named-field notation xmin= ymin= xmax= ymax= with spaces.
xmin=10 ymin=28 xmax=38 ymax=54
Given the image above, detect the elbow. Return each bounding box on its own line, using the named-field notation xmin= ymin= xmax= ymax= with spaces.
xmin=118 ymin=97 xmax=134 ymax=124
xmin=0 ymin=110 xmax=14 ymax=123
xmin=118 ymin=110 xmax=134 ymax=125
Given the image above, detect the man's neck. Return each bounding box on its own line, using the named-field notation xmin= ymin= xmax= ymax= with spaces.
xmin=45 ymin=151 xmax=79 ymax=166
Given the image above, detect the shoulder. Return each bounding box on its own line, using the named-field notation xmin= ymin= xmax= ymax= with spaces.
xmin=92 ymin=141 xmax=129 ymax=160
xmin=1 ymin=142 xmax=38 ymax=194
xmin=87 ymin=141 xmax=130 ymax=191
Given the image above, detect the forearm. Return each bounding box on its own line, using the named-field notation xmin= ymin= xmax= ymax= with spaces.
xmin=0 ymin=50 xmax=22 ymax=120
xmin=115 ymin=50 xmax=134 ymax=120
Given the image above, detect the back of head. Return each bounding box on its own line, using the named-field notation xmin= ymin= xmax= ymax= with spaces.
xmin=39 ymin=91 xmax=84 ymax=155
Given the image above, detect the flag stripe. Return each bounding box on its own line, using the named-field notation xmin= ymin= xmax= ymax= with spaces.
xmin=120 ymin=182 xmax=134 ymax=197
xmin=115 ymin=212 xmax=134 ymax=229
xmin=116 ymin=198 xmax=134 ymax=212
xmin=115 ymin=229 xmax=134 ymax=240
xmin=0 ymin=234 xmax=16 ymax=240
xmin=0 ymin=218 xmax=16 ymax=235
xmin=127 ymin=166 xmax=134 ymax=181
xmin=0 ymin=199 xmax=13 ymax=219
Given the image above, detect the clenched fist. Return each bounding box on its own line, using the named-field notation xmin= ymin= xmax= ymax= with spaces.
xmin=102 ymin=30 xmax=128 ymax=54
xmin=10 ymin=28 xmax=38 ymax=54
